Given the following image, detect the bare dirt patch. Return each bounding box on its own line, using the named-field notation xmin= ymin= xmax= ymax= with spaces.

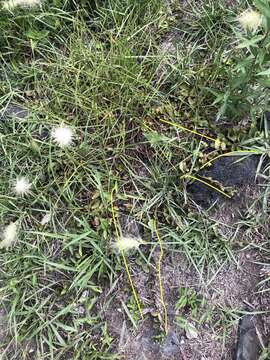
xmin=99 ymin=247 xmax=267 ymax=360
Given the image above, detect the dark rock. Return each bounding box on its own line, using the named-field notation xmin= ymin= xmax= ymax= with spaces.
xmin=188 ymin=155 xmax=260 ymax=207
xmin=235 ymin=315 xmax=261 ymax=360
xmin=0 ymin=104 xmax=28 ymax=121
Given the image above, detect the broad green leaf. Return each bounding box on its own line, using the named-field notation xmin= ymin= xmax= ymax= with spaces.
xmin=254 ymin=0 xmax=270 ymax=18
xmin=233 ymin=56 xmax=254 ymax=70
xmin=256 ymin=68 xmax=270 ymax=76
xmin=237 ymin=35 xmax=264 ymax=49
xmin=257 ymin=78 xmax=270 ymax=86
xmin=230 ymin=73 xmax=251 ymax=89
xmin=255 ymin=48 xmax=267 ymax=65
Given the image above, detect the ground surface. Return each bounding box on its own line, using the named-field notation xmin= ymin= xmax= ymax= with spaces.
xmin=0 ymin=0 xmax=270 ymax=359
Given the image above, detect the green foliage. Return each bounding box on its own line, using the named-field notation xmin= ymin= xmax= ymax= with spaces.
xmin=213 ymin=0 xmax=270 ymax=121
xmin=0 ymin=0 xmax=269 ymax=358
xmin=175 ymin=287 xmax=202 ymax=314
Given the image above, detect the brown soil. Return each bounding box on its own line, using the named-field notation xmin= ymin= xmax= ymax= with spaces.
xmin=99 ymin=246 xmax=268 ymax=360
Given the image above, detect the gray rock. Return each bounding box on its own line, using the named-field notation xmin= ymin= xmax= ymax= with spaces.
xmin=235 ymin=315 xmax=261 ymax=360
xmin=0 ymin=104 xmax=28 ymax=121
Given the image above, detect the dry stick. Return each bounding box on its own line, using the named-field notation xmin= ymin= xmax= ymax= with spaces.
xmin=110 ymin=188 xmax=144 ymax=321
xmin=180 ymin=174 xmax=232 ymax=199
xmin=159 ymin=118 xmax=217 ymax=142
xmin=159 ymin=119 xmax=260 ymax=174
xmin=199 ymin=149 xmax=260 ymax=171
xmin=154 ymin=219 xmax=168 ymax=335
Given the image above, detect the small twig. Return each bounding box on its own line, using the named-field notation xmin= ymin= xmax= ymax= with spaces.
xmin=159 ymin=118 xmax=217 ymax=142
xmin=199 ymin=149 xmax=260 ymax=171
xmin=181 ymin=174 xmax=232 ymax=199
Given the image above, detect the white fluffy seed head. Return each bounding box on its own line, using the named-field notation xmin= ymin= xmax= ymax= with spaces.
xmin=40 ymin=213 xmax=51 ymax=226
xmin=113 ymin=235 xmax=144 ymax=252
xmin=238 ymin=10 xmax=262 ymax=31
xmin=0 ymin=222 xmax=18 ymax=249
xmin=52 ymin=126 xmax=74 ymax=148
xmin=13 ymin=177 xmax=31 ymax=196
xmin=2 ymin=0 xmax=41 ymax=9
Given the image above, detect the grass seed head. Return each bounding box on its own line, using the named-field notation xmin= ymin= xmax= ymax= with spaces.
xmin=238 ymin=10 xmax=262 ymax=31
xmin=113 ymin=235 xmax=144 ymax=252
xmin=52 ymin=126 xmax=74 ymax=148
xmin=13 ymin=177 xmax=32 ymax=196
xmin=2 ymin=0 xmax=41 ymax=9
xmin=40 ymin=213 xmax=51 ymax=225
xmin=0 ymin=222 xmax=18 ymax=249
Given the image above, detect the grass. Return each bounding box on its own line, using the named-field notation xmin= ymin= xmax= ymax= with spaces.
xmin=0 ymin=0 xmax=270 ymax=358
